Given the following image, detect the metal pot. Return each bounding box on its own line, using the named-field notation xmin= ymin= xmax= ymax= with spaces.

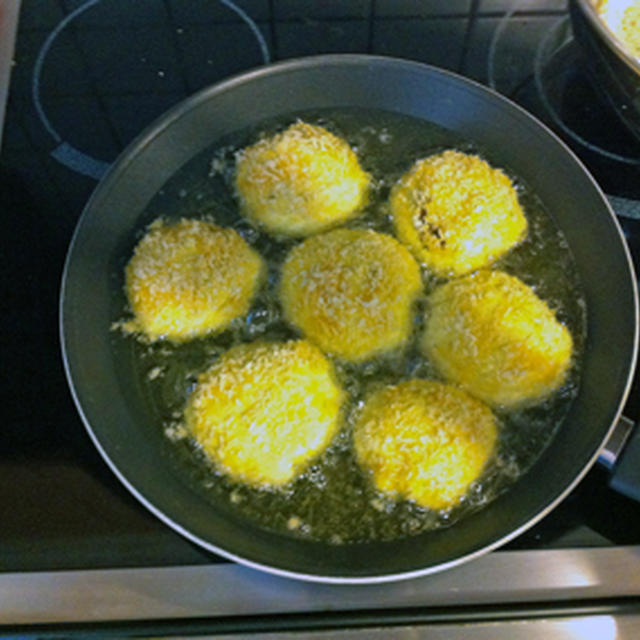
xmin=60 ymin=55 xmax=638 ymax=583
xmin=570 ymin=0 xmax=640 ymax=142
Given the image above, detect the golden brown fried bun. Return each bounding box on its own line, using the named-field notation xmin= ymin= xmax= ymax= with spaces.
xmin=184 ymin=339 xmax=344 ymax=488
xmin=390 ymin=150 xmax=527 ymax=277
xmin=125 ymin=218 xmax=264 ymax=342
xmin=234 ymin=121 xmax=371 ymax=237
xmin=353 ymin=379 xmax=498 ymax=510
xmin=279 ymin=228 xmax=422 ymax=362
xmin=421 ymin=270 xmax=573 ymax=408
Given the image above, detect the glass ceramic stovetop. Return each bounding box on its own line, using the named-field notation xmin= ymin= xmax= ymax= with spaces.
xmin=2 ymin=0 xmax=640 ymax=633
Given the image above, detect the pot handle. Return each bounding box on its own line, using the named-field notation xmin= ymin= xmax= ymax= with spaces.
xmin=599 ymin=415 xmax=640 ymax=502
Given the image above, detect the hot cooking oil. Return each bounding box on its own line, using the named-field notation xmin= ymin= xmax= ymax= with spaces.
xmin=118 ymin=108 xmax=587 ymax=544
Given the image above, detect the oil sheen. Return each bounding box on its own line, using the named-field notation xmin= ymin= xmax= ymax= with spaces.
xmin=119 ymin=108 xmax=587 ymax=544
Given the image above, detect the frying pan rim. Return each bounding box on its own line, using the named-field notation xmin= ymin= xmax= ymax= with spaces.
xmin=60 ymin=53 xmax=640 ymax=584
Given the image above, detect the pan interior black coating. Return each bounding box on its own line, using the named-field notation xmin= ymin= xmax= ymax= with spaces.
xmin=60 ymin=56 xmax=638 ymax=582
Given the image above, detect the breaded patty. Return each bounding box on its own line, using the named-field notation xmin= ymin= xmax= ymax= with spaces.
xmin=125 ymin=218 xmax=264 ymax=342
xmin=353 ymin=379 xmax=498 ymax=510
xmin=279 ymin=228 xmax=422 ymax=362
xmin=184 ymin=339 xmax=344 ymax=488
xmin=421 ymin=270 xmax=573 ymax=408
xmin=390 ymin=150 xmax=527 ymax=277
xmin=234 ymin=121 xmax=371 ymax=237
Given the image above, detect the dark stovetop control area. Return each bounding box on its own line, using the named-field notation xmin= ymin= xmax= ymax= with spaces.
xmin=2 ymin=0 xmax=640 ymax=573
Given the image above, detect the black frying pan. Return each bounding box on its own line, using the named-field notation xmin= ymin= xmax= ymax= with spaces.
xmin=60 ymin=55 xmax=638 ymax=583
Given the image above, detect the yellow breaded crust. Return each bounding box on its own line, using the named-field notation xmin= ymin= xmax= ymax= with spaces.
xmin=596 ymin=1 xmax=640 ymax=57
xmin=390 ymin=150 xmax=527 ymax=277
xmin=353 ymin=379 xmax=497 ymax=510
xmin=234 ymin=121 xmax=371 ymax=237
xmin=280 ymin=228 xmax=422 ymax=362
xmin=621 ymin=5 xmax=640 ymax=57
xmin=125 ymin=218 xmax=264 ymax=342
xmin=421 ymin=270 xmax=573 ymax=408
xmin=184 ymin=339 xmax=344 ymax=488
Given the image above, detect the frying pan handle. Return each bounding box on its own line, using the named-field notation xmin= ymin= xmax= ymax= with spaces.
xmin=599 ymin=416 xmax=640 ymax=502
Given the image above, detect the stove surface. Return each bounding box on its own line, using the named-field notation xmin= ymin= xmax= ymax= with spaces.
xmin=2 ymin=0 xmax=640 ymax=631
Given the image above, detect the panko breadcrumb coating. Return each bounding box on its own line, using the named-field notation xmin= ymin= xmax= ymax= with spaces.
xmin=390 ymin=150 xmax=527 ymax=277
xmin=125 ymin=218 xmax=264 ymax=342
xmin=234 ymin=121 xmax=371 ymax=237
xmin=620 ymin=4 xmax=640 ymax=57
xmin=353 ymin=379 xmax=498 ymax=510
xmin=279 ymin=228 xmax=422 ymax=362
xmin=595 ymin=0 xmax=640 ymax=57
xmin=184 ymin=339 xmax=344 ymax=488
xmin=421 ymin=270 xmax=573 ymax=408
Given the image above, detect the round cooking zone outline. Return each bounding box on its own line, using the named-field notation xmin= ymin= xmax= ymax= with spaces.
xmin=31 ymin=0 xmax=271 ymax=180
